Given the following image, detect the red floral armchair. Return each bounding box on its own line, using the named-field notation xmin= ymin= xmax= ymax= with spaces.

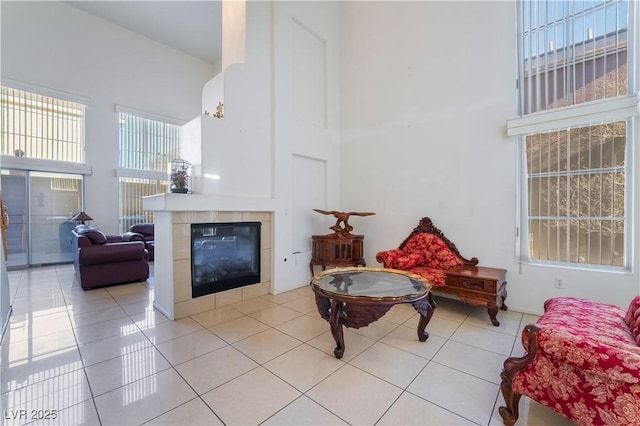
xmin=375 ymin=217 xmax=478 ymax=287
xmin=500 ymin=296 xmax=640 ymax=426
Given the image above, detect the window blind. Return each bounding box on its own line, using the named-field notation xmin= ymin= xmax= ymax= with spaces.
xmin=1 ymin=86 xmax=85 ymax=162
xmin=118 ymin=113 xmax=180 ymax=172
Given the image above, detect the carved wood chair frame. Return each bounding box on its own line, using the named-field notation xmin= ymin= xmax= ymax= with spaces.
xmin=398 ymin=217 xmax=479 ymax=266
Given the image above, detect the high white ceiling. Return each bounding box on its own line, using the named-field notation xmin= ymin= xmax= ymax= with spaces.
xmin=65 ymin=1 xmax=222 ymax=65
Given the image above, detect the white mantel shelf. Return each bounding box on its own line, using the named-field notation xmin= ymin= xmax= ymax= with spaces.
xmin=143 ymin=193 xmax=276 ymax=212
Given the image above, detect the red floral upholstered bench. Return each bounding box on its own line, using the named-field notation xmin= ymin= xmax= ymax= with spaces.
xmin=499 ymin=296 xmax=640 ymax=426
xmin=376 ymin=217 xmax=508 ymax=325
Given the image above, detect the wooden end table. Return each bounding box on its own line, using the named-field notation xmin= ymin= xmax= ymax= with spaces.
xmin=444 ymin=265 xmax=508 ymax=326
xmin=309 ymin=234 xmax=366 ymax=276
xmin=311 ymin=267 xmax=436 ymax=359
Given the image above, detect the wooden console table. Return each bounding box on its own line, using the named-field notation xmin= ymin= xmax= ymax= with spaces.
xmin=443 ymin=265 xmax=508 ymax=326
xmin=310 ymin=235 xmax=365 ymax=276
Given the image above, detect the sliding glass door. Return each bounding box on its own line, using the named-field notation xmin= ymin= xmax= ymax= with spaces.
xmin=1 ymin=170 xmax=27 ymax=267
xmin=0 ymin=170 xmax=83 ymax=267
xmin=30 ymin=172 xmax=83 ymax=264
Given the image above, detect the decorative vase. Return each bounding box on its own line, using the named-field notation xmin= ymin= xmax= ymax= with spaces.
xmin=169 ymin=159 xmax=191 ymax=194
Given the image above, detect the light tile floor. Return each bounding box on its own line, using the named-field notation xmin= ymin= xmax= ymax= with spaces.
xmin=1 ymin=264 xmax=576 ymax=425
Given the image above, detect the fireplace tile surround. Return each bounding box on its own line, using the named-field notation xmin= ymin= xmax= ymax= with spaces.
xmin=144 ymin=194 xmax=275 ymax=320
xmin=169 ymin=211 xmax=270 ymax=319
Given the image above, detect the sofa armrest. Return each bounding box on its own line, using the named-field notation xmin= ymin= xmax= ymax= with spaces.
xmin=376 ymin=249 xmax=404 ymax=268
xmin=74 ymin=233 xmax=93 ymax=248
xmin=78 ymin=241 xmax=146 ymax=266
xmin=122 ymin=232 xmax=145 ymax=242
xmin=536 ymin=326 xmax=640 ymax=384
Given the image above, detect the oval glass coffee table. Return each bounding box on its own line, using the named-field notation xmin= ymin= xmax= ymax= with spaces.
xmin=311 ymin=267 xmax=436 ymax=359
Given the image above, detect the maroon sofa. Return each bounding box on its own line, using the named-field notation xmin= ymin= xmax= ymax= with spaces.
xmin=123 ymin=223 xmax=154 ymax=261
xmin=72 ymin=225 xmax=149 ymax=290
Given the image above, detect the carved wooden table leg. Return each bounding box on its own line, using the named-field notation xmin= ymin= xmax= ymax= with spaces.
xmin=487 ymin=301 xmax=500 ymax=326
xmin=311 ymin=271 xmax=433 ymax=359
xmin=500 ymin=286 xmax=508 ymax=311
xmin=412 ymin=292 xmax=436 ymax=342
xmin=487 ymin=285 xmax=511 ymax=325
xmin=329 ymin=299 xmax=346 ymax=359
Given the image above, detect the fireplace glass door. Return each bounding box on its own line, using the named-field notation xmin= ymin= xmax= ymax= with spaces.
xmin=191 ymin=222 xmax=261 ymax=297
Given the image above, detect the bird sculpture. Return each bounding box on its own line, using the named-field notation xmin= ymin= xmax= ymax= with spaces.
xmin=313 ymin=209 xmax=375 ymax=237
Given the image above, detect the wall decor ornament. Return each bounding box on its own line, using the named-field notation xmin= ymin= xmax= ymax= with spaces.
xmin=213 ymin=101 xmax=224 ymax=119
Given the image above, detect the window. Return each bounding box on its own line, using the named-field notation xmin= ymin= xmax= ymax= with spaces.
xmin=119 ymin=177 xmax=169 ymax=232
xmin=510 ymin=0 xmax=637 ymax=269
xmin=525 ymin=121 xmax=626 ymax=266
xmin=119 ymin=112 xmax=181 ymax=172
xmin=519 ymin=0 xmax=629 ymax=114
xmin=1 ymin=84 xmax=89 ymax=267
xmin=1 ymin=86 xmax=85 ymax=162
xmin=117 ymin=110 xmax=181 ymax=233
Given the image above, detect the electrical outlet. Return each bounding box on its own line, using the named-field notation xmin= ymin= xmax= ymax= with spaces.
xmin=555 ymin=277 xmax=565 ymax=289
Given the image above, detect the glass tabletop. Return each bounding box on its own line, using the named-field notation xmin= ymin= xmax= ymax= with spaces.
xmin=311 ymin=267 xmax=432 ymax=301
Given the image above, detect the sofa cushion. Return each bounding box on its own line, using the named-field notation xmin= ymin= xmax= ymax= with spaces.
xmin=403 ymin=233 xmax=435 ymax=254
xmin=77 ymin=228 xmax=107 ymax=245
xmin=130 ymin=223 xmax=154 ymax=239
xmin=535 ymin=297 xmax=640 ymax=373
xmin=78 ymin=242 xmax=146 ymax=265
xmin=407 ymin=266 xmax=447 ymax=287
xmin=542 ymin=297 xmax=637 ymax=348
xmin=625 ymin=295 xmax=640 ymax=345
xmin=394 ymin=252 xmax=423 ymax=269
xmin=403 ymin=234 xmax=463 ymax=270
xmin=376 ymin=250 xmax=424 ymax=270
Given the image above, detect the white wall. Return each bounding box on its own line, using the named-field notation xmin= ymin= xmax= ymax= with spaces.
xmin=339 ymin=1 xmax=640 ymax=315
xmin=272 ymin=1 xmax=342 ymax=291
xmin=1 ymin=1 xmax=215 ymax=234
xmin=189 ymin=1 xmax=273 ymax=198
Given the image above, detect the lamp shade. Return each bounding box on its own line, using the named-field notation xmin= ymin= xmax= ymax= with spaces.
xmin=71 ymin=211 xmax=93 ymax=223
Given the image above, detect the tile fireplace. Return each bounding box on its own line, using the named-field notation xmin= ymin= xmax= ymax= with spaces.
xmin=143 ymin=193 xmax=275 ymax=319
